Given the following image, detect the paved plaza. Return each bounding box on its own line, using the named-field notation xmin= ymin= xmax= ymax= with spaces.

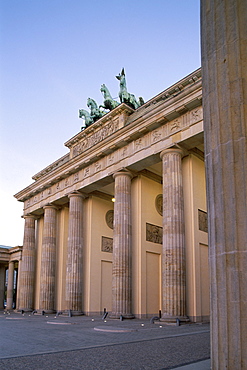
xmin=0 ymin=311 xmax=210 ymax=369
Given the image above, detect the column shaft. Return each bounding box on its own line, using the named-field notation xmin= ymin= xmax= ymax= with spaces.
xmin=16 ymin=260 xmax=21 ymax=310
xmin=65 ymin=192 xmax=84 ymax=314
xmin=6 ymin=261 xmax=15 ymax=310
xmin=19 ymin=215 xmax=36 ymax=311
xmin=111 ymin=170 xmax=134 ymax=318
xmin=201 ymin=1 xmax=247 ymax=368
xmin=39 ymin=205 xmax=57 ymax=313
xmin=0 ymin=265 xmax=5 ymax=309
xmin=160 ymin=149 xmax=186 ymax=321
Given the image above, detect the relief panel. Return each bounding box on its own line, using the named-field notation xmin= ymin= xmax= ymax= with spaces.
xmin=146 ymin=223 xmax=163 ymax=245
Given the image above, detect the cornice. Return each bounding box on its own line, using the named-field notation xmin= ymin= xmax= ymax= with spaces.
xmin=133 ymin=67 xmax=201 ymax=113
xmin=32 ymin=153 xmax=70 ymax=181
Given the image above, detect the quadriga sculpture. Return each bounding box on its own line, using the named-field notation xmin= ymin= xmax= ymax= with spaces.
xmin=87 ymin=98 xmax=105 ymax=122
xmin=116 ymin=68 xmax=144 ymax=109
xmin=100 ymin=84 xmax=120 ymax=111
xmin=79 ymin=109 xmax=93 ymax=129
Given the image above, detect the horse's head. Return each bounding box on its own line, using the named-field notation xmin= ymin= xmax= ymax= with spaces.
xmin=116 ymin=68 xmax=125 ymax=81
xmin=87 ymin=97 xmax=97 ymax=108
xmin=100 ymin=84 xmax=106 ymax=92
xmin=79 ymin=109 xmax=83 ymax=118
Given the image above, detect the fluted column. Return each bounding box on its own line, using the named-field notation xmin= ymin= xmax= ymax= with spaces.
xmin=160 ymin=148 xmax=187 ymax=322
xmin=0 ymin=265 xmax=6 ymax=309
xmin=111 ymin=170 xmax=134 ymax=319
xmin=19 ymin=215 xmax=36 ymax=311
xmin=6 ymin=261 xmax=15 ymax=310
xmin=65 ymin=192 xmax=85 ymax=315
xmin=39 ymin=205 xmax=57 ymax=313
xmin=201 ymin=1 xmax=247 ymax=368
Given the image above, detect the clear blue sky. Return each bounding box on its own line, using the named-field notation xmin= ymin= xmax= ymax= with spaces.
xmin=0 ymin=0 xmax=200 ymax=247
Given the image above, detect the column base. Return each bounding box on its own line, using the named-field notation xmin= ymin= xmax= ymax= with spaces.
xmin=109 ymin=313 xmax=135 ymax=319
xmin=4 ymin=308 xmax=14 ymax=313
xmin=37 ymin=309 xmax=55 ymax=315
xmin=160 ymin=314 xmax=190 ymax=323
xmin=63 ymin=310 xmax=84 ymax=317
xmin=18 ymin=308 xmax=33 ymax=313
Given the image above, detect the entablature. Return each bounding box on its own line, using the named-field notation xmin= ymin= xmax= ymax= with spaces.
xmin=14 ymin=68 xmax=203 ymax=211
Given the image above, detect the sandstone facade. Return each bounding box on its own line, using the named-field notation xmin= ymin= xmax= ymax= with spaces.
xmin=0 ymin=69 xmax=208 ymax=321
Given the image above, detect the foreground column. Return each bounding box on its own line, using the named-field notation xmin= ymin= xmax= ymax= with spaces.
xmin=6 ymin=261 xmax=15 ymax=310
xmin=19 ymin=215 xmax=36 ymax=311
xmin=160 ymin=148 xmax=187 ymax=322
xmin=111 ymin=170 xmax=134 ymax=319
xmin=65 ymin=192 xmax=84 ymax=315
xmin=201 ymin=1 xmax=247 ymax=368
xmin=39 ymin=205 xmax=57 ymax=313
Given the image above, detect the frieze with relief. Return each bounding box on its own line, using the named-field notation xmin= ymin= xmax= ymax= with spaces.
xmin=72 ymin=119 xmax=119 ymax=158
xmin=191 ymin=108 xmax=203 ymax=123
xmin=102 ymin=236 xmax=113 ymax=253
xmin=135 ymin=138 xmax=145 ymax=152
xmin=170 ymin=118 xmax=181 ymax=132
xmin=152 ymin=129 xmax=162 ymax=143
xmin=198 ymin=209 xmax=208 ymax=233
xmin=74 ymin=173 xmax=79 ymax=182
xmin=146 ymin=223 xmax=163 ymax=244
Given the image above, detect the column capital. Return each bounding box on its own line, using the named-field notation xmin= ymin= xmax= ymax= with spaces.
xmin=68 ymin=191 xmax=86 ymax=200
xmin=113 ymin=169 xmax=133 ymax=180
xmin=160 ymin=147 xmax=184 ymax=160
xmin=43 ymin=204 xmax=58 ymax=211
xmin=22 ymin=214 xmax=37 ymax=220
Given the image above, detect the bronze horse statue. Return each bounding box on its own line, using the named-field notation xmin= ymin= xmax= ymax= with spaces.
xmin=100 ymin=84 xmax=120 ymax=111
xmin=79 ymin=109 xmax=93 ymax=129
xmin=116 ymin=68 xmax=144 ymax=109
xmin=87 ymin=98 xmax=105 ymax=122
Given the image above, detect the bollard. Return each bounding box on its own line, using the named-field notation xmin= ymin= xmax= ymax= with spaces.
xmin=150 ymin=316 xmax=160 ymax=324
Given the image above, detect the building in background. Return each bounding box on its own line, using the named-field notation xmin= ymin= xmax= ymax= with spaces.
xmin=10 ymin=68 xmax=208 ymax=321
xmin=0 ymin=245 xmax=22 ymax=310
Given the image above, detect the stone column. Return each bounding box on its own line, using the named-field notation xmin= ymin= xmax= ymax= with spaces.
xmin=0 ymin=265 xmax=5 ymax=309
xmin=111 ymin=170 xmax=134 ymax=319
xmin=201 ymin=1 xmax=247 ymax=368
xmin=160 ymin=148 xmax=187 ymax=322
xmin=16 ymin=260 xmax=21 ymax=310
xmin=39 ymin=205 xmax=57 ymax=313
xmin=19 ymin=215 xmax=36 ymax=311
xmin=65 ymin=192 xmax=85 ymax=315
xmin=6 ymin=261 xmax=15 ymax=310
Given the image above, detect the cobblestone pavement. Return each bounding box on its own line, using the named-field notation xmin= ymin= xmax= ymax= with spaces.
xmin=0 ymin=311 xmax=210 ymax=369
